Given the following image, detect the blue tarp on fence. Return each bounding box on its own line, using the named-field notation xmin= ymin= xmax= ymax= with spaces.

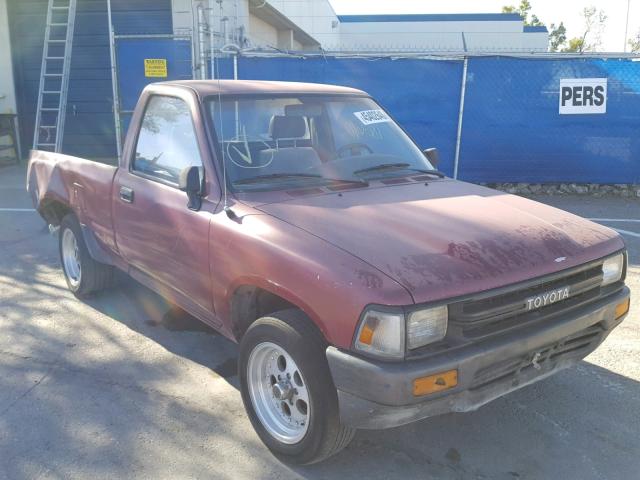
xmin=222 ymin=55 xmax=640 ymax=184
xmin=459 ymin=57 xmax=640 ymax=183
xmin=217 ymin=56 xmax=464 ymax=176
xmin=116 ymin=38 xmax=193 ymax=137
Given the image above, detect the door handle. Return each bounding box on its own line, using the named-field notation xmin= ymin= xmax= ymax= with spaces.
xmin=119 ymin=186 xmax=134 ymax=203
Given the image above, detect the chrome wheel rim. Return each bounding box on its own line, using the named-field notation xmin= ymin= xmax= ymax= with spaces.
xmin=61 ymin=228 xmax=81 ymax=288
xmin=247 ymin=342 xmax=310 ymax=444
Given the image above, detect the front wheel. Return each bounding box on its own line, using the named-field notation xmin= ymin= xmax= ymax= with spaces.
xmin=239 ymin=309 xmax=355 ymax=464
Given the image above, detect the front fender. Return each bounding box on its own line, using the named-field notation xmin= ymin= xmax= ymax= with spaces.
xmin=210 ymin=210 xmax=413 ymax=349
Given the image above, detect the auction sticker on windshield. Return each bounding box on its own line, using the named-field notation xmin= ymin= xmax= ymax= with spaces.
xmin=354 ymin=109 xmax=390 ymax=125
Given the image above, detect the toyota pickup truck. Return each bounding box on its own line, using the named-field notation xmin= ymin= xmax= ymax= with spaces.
xmin=28 ymin=80 xmax=630 ymax=464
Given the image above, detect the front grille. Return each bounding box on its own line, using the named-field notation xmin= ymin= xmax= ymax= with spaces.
xmin=449 ymin=262 xmax=605 ymax=339
xmin=470 ymin=324 xmax=604 ymax=390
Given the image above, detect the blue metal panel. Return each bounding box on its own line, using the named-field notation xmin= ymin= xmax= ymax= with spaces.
xmin=523 ymin=26 xmax=548 ymax=32
xmin=8 ymin=0 xmax=174 ymax=161
xmin=337 ymin=13 xmax=523 ymax=23
xmin=458 ymin=57 xmax=640 ymax=184
xmin=232 ymin=56 xmax=464 ymax=176
xmin=110 ymin=0 xmax=172 ymax=35
xmin=115 ymin=38 xmax=193 ymax=135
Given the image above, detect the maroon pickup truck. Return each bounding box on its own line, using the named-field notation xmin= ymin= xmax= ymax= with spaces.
xmin=28 ymin=80 xmax=630 ymax=464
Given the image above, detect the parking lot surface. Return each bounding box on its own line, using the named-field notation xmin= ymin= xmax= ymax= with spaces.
xmin=1 ymin=164 xmax=638 ymax=479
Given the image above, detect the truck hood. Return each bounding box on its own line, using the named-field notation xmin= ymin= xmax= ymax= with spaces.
xmin=256 ymin=180 xmax=624 ymax=304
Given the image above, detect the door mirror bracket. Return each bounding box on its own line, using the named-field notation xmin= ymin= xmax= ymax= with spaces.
xmin=423 ymin=147 xmax=440 ymax=168
xmin=179 ymin=166 xmax=204 ymax=211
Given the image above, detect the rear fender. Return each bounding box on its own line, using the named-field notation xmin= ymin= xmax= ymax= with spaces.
xmin=80 ymin=224 xmax=118 ymax=266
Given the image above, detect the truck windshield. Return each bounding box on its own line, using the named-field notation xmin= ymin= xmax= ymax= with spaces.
xmin=207 ymin=95 xmax=435 ymax=191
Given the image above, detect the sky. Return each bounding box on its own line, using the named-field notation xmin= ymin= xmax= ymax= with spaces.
xmin=327 ymin=0 xmax=640 ymax=52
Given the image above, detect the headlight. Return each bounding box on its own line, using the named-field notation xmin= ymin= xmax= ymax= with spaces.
xmin=602 ymin=253 xmax=624 ymax=286
xmin=407 ymin=305 xmax=448 ymax=349
xmin=354 ymin=308 xmax=405 ymax=359
xmin=354 ymin=305 xmax=449 ymax=359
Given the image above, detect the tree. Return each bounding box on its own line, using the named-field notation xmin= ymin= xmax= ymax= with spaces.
xmin=549 ymin=22 xmax=567 ymax=52
xmin=565 ymin=38 xmax=586 ymax=53
xmin=503 ymin=1 xmax=563 ymax=50
xmin=563 ymin=6 xmax=608 ymax=53
xmin=502 ymin=0 xmax=543 ymax=26
xmin=629 ymin=31 xmax=640 ymax=53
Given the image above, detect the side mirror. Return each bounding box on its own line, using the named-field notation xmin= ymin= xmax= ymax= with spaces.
xmin=179 ymin=166 xmax=203 ymax=211
xmin=423 ymin=147 xmax=440 ymax=168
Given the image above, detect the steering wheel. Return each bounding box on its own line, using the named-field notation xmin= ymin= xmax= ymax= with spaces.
xmin=335 ymin=143 xmax=373 ymax=159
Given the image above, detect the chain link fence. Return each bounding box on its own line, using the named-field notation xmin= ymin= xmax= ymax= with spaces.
xmin=207 ymin=51 xmax=640 ymax=184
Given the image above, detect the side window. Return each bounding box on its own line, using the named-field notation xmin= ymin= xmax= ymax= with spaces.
xmin=133 ymin=96 xmax=202 ymax=184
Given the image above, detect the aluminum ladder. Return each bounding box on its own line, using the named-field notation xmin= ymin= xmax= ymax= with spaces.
xmin=32 ymin=0 xmax=77 ymax=152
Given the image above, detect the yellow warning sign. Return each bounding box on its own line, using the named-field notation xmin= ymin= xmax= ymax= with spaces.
xmin=144 ymin=59 xmax=168 ymax=78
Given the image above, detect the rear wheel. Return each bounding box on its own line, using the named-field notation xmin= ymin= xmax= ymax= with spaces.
xmin=59 ymin=214 xmax=114 ymax=298
xmin=239 ymin=309 xmax=355 ymax=464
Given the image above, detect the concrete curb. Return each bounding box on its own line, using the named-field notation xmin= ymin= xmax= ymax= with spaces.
xmin=483 ymin=183 xmax=640 ymax=198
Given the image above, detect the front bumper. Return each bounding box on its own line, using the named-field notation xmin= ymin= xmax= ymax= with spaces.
xmin=327 ymin=287 xmax=630 ymax=430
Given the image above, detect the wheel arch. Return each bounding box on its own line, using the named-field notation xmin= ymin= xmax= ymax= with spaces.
xmin=229 ymin=283 xmax=329 ymax=344
xmin=38 ymin=197 xmax=73 ymax=226
xmin=48 ymin=205 xmax=116 ymax=266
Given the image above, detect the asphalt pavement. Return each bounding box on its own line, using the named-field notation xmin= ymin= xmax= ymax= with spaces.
xmin=1 ymin=164 xmax=638 ymax=479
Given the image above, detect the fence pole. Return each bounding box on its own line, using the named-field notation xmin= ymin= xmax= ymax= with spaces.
xmin=106 ymin=0 xmax=122 ymax=163
xmin=453 ymin=56 xmax=468 ymax=179
xmin=233 ymin=52 xmax=238 ymax=80
xmin=196 ymin=3 xmax=207 ymax=80
xmin=233 ymin=53 xmax=239 ymax=137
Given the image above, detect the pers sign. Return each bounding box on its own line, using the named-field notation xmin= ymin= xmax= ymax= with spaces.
xmin=559 ymin=78 xmax=607 ymax=114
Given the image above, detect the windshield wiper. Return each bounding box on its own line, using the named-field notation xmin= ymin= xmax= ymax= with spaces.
xmin=233 ymin=173 xmax=368 ymax=186
xmin=353 ymin=163 xmax=446 ymax=178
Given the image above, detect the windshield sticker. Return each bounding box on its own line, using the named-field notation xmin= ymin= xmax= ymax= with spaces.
xmin=353 ymin=109 xmax=391 ymax=125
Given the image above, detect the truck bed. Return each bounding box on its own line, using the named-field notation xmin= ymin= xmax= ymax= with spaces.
xmin=28 ymin=150 xmax=120 ymax=254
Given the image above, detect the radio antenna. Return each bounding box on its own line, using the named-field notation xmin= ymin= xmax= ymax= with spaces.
xmin=214 ymin=0 xmax=234 ymax=219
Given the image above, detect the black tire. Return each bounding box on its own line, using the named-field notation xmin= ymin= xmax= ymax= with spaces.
xmin=59 ymin=213 xmax=114 ymax=298
xmin=239 ymin=309 xmax=355 ymax=465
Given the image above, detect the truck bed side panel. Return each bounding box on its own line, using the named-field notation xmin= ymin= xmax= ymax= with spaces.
xmin=28 ymin=150 xmax=119 ymax=254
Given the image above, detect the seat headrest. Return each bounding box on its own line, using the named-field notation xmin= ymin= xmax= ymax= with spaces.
xmin=269 ymin=115 xmax=307 ymax=140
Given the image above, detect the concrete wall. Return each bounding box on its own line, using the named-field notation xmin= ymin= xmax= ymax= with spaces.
xmin=248 ymin=12 xmax=279 ymax=47
xmin=268 ymin=0 xmax=340 ymax=47
xmin=0 ymin=0 xmax=17 ymax=114
xmin=168 ymin=2 xmax=548 ymax=54
xmin=171 ymin=0 xmax=195 ymax=34
xmin=337 ymin=17 xmax=548 ymax=52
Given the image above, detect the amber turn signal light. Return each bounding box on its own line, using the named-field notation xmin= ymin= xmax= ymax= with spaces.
xmin=413 ymin=369 xmax=458 ymax=397
xmin=615 ymin=298 xmax=630 ymax=319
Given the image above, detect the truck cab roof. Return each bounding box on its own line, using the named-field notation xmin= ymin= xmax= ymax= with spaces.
xmin=154 ymin=79 xmax=367 ymax=97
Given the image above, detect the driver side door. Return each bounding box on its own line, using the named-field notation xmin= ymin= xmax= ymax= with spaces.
xmin=113 ymin=94 xmax=217 ymax=322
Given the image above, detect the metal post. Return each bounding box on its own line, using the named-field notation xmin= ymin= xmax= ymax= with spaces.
xmin=209 ymin=0 xmax=215 ymax=80
xmin=233 ymin=53 xmax=239 ymax=136
xmin=107 ymin=0 xmax=122 ymax=163
xmin=13 ymin=116 xmax=22 ymax=163
xmin=233 ymin=52 xmax=238 ymax=80
xmin=197 ymin=3 xmax=207 ymax=80
xmin=453 ymin=56 xmax=468 ymax=179
xmin=624 ymin=0 xmax=631 ymax=52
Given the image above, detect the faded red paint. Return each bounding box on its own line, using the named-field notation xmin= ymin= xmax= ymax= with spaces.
xmin=27 ymin=81 xmax=625 ymax=350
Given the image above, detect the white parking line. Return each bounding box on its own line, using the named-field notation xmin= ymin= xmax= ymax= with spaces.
xmin=0 ymin=208 xmax=36 ymax=212
xmin=589 ymin=218 xmax=640 ymax=223
xmin=587 ymin=218 xmax=640 ymax=238
xmin=611 ymin=228 xmax=640 ymax=239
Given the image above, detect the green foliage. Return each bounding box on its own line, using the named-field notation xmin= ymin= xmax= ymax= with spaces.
xmin=629 ymin=32 xmax=640 ymax=53
xmin=549 ymin=22 xmax=567 ymax=52
xmin=502 ymin=0 xmax=541 ymax=26
xmin=502 ymin=1 xmax=562 ymax=50
xmin=563 ymin=6 xmax=608 ymax=53
xmin=564 ymin=37 xmax=586 ymax=53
